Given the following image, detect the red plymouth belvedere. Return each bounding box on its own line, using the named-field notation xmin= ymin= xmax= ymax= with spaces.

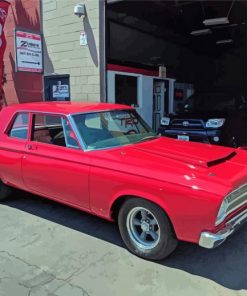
xmin=0 ymin=102 xmax=246 ymax=260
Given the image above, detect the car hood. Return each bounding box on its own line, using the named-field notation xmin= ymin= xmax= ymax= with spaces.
xmin=131 ymin=137 xmax=236 ymax=168
xmin=90 ymin=137 xmax=247 ymax=196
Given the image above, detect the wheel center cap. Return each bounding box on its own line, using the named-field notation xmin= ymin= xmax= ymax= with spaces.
xmin=141 ymin=222 xmax=149 ymax=232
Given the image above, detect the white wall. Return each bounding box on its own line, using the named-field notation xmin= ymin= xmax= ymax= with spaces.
xmin=42 ymin=0 xmax=100 ymax=102
xmin=107 ymin=70 xmax=175 ymax=127
xmin=107 ymin=70 xmax=153 ymax=125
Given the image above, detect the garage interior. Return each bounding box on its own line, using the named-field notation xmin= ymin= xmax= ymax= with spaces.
xmin=106 ymin=0 xmax=247 ymax=139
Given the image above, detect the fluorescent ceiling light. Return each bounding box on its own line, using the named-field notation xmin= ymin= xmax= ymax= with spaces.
xmin=216 ymin=39 xmax=233 ymax=45
xmin=190 ymin=29 xmax=212 ymax=36
xmin=212 ymin=23 xmax=238 ymax=30
xmin=203 ymin=17 xmax=229 ymax=26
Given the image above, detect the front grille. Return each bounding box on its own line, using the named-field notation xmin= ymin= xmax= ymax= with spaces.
xmin=170 ymin=119 xmax=204 ymax=130
xmin=226 ymin=183 xmax=247 ymax=215
xmin=167 ymin=134 xmax=209 ymax=143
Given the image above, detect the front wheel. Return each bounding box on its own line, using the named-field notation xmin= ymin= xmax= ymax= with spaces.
xmin=0 ymin=180 xmax=12 ymax=201
xmin=118 ymin=198 xmax=178 ymax=261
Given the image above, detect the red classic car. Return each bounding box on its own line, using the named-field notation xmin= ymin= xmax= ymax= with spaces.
xmin=0 ymin=102 xmax=246 ymax=260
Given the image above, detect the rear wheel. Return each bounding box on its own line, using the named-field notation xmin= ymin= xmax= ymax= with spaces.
xmin=118 ymin=198 xmax=178 ymax=260
xmin=0 ymin=180 xmax=12 ymax=201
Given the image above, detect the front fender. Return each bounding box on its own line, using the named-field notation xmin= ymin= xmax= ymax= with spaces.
xmin=89 ymin=166 xmax=222 ymax=244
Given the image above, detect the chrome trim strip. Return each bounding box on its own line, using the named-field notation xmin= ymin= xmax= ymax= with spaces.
xmin=10 ymin=110 xmax=69 ymax=116
xmin=68 ymin=109 xmax=132 ymax=152
xmin=227 ymin=191 xmax=247 ymax=204
xmin=69 ymin=108 xmax=132 ymax=117
xmin=225 ymin=183 xmax=247 ymax=204
xmin=224 ymin=183 xmax=247 ymax=217
xmin=61 ymin=117 xmax=68 ymax=148
xmin=227 ymin=208 xmax=247 ymax=226
xmin=226 ymin=183 xmax=247 ymax=197
xmin=67 ymin=114 xmax=120 ymax=152
xmin=67 ymin=115 xmax=87 ymax=151
xmin=67 ymin=110 xmax=156 ymax=152
xmin=199 ymin=208 xmax=247 ymax=249
xmin=227 ymin=199 xmax=247 ymax=216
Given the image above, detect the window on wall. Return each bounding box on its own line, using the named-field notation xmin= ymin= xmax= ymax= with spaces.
xmin=115 ymin=74 xmax=138 ymax=106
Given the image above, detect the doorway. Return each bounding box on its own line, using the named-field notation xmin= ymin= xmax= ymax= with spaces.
xmin=153 ymin=80 xmax=168 ymax=131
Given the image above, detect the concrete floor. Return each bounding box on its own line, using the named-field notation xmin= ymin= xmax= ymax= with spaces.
xmin=0 ymin=191 xmax=246 ymax=296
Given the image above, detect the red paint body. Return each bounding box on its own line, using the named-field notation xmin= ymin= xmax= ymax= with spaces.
xmin=107 ymin=64 xmax=159 ymax=77
xmin=0 ymin=102 xmax=247 ymax=244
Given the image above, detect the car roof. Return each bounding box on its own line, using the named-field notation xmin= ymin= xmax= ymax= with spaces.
xmin=5 ymin=102 xmax=132 ymax=115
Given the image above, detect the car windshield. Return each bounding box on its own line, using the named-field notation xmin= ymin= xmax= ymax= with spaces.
xmin=178 ymin=93 xmax=238 ymax=114
xmin=72 ymin=109 xmax=157 ymax=150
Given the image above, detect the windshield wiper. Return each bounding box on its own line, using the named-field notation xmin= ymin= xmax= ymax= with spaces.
xmin=135 ymin=135 xmax=160 ymax=143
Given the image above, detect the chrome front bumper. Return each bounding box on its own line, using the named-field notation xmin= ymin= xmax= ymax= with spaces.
xmin=199 ymin=209 xmax=247 ymax=249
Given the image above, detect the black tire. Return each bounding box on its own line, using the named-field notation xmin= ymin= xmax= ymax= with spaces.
xmin=0 ymin=180 xmax=12 ymax=201
xmin=118 ymin=198 xmax=178 ymax=261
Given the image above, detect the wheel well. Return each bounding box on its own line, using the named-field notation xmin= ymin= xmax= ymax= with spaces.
xmin=110 ymin=196 xmax=176 ymax=237
xmin=111 ymin=195 xmax=129 ymax=221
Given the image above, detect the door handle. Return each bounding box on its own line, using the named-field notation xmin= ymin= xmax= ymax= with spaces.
xmin=27 ymin=144 xmax=38 ymax=150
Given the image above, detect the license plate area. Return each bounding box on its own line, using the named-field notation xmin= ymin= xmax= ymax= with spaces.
xmin=177 ymin=135 xmax=189 ymax=141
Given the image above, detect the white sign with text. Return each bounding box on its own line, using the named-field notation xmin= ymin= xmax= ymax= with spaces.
xmin=52 ymin=84 xmax=69 ymax=99
xmin=15 ymin=30 xmax=43 ymax=73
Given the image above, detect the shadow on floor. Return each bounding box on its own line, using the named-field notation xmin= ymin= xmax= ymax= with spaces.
xmin=4 ymin=191 xmax=247 ymax=291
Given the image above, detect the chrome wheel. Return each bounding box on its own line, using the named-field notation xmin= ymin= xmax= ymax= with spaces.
xmin=126 ymin=206 xmax=160 ymax=250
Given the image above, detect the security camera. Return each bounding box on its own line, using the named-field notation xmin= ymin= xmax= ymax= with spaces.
xmin=74 ymin=4 xmax=86 ymax=17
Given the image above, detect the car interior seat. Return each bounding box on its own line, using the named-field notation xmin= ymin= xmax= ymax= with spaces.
xmin=33 ymin=128 xmax=52 ymax=144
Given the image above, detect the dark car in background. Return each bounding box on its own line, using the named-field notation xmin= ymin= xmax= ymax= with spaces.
xmin=158 ymin=91 xmax=247 ymax=148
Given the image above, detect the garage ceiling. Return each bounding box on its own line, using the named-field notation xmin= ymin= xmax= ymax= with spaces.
xmin=107 ymin=0 xmax=247 ymax=54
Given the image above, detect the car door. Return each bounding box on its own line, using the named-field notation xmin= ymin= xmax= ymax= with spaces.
xmin=0 ymin=112 xmax=29 ymax=188
xmin=22 ymin=113 xmax=90 ymax=209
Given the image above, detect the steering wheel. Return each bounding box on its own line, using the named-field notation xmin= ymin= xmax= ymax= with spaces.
xmin=126 ymin=129 xmax=138 ymax=135
xmin=54 ymin=131 xmax=64 ymax=139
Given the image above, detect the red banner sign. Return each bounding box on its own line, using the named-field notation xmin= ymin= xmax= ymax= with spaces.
xmin=0 ymin=0 xmax=10 ymax=108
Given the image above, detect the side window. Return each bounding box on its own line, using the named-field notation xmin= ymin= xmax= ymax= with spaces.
xmin=9 ymin=113 xmax=29 ymax=140
xmin=32 ymin=114 xmax=79 ymax=149
xmin=32 ymin=114 xmax=59 ymax=145
xmin=62 ymin=118 xmax=80 ymax=149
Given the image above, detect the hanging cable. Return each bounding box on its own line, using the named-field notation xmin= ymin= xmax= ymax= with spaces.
xmin=200 ymin=1 xmax=206 ymax=19
xmin=227 ymin=0 xmax=236 ymax=18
